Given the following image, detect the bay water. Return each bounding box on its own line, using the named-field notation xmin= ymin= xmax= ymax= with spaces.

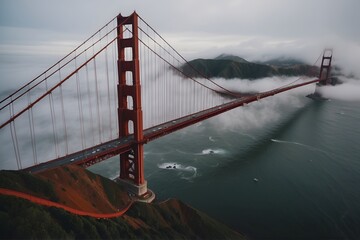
xmin=90 ymin=98 xmax=360 ymax=239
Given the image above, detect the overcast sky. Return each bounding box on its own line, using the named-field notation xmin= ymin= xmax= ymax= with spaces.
xmin=1 ymin=0 xmax=359 ymax=75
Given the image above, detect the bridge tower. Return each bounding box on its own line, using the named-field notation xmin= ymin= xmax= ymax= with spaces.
xmin=116 ymin=12 xmax=154 ymax=201
xmin=318 ymin=49 xmax=333 ymax=85
xmin=307 ymin=49 xmax=333 ymax=100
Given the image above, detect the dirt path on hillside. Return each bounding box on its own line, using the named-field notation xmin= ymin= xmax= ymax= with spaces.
xmin=0 ymin=188 xmax=133 ymax=219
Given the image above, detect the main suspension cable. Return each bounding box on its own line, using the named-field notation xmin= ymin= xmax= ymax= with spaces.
xmin=268 ymin=51 xmax=324 ymax=92
xmin=127 ymin=27 xmax=227 ymax=95
xmin=138 ymin=15 xmax=242 ymax=98
xmin=0 ymin=15 xmax=118 ymax=106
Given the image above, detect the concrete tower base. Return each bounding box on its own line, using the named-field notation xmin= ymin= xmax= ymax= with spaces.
xmin=116 ymin=178 xmax=155 ymax=203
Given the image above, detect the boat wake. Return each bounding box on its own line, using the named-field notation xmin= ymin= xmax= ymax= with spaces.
xmin=336 ymin=111 xmax=345 ymax=115
xmin=209 ymin=136 xmax=216 ymax=142
xmin=229 ymin=129 xmax=256 ymax=140
xmin=145 ymin=150 xmax=173 ymax=155
xmin=197 ymin=148 xmax=227 ymax=155
xmin=175 ymin=149 xmax=195 ymax=155
xmin=175 ymin=148 xmax=226 ymax=156
xmin=271 ymin=139 xmax=329 ymax=156
xmin=239 ymin=132 xmax=256 ymax=140
xmin=158 ymin=162 xmax=197 ymax=180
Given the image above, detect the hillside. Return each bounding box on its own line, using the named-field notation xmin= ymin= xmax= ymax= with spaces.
xmin=0 ymin=166 xmax=246 ymax=239
xmin=181 ymin=54 xmax=318 ymax=79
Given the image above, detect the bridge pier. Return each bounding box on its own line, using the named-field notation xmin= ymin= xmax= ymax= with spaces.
xmin=116 ymin=12 xmax=155 ymax=203
xmin=115 ymin=178 xmax=155 ymax=203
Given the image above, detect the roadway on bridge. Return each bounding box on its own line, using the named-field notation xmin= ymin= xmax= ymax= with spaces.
xmin=27 ymin=78 xmax=319 ymax=173
xmin=27 ymin=96 xmax=247 ymax=173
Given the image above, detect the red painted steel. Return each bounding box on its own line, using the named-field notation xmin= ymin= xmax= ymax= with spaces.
xmin=144 ymin=79 xmax=321 ymax=142
xmin=19 ymin=13 xmax=333 ymax=192
xmin=0 ymin=39 xmax=117 ymax=130
xmin=117 ymin=12 xmax=145 ymax=185
xmin=318 ymin=49 xmax=333 ymax=85
xmin=25 ymin=77 xmax=323 ymax=173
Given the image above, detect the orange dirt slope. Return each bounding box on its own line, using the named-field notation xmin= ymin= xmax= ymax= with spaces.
xmin=36 ymin=165 xmax=131 ymax=214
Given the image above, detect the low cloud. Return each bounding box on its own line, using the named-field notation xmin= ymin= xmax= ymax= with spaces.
xmin=319 ymin=77 xmax=360 ymax=101
xmin=206 ymin=77 xmax=314 ymax=132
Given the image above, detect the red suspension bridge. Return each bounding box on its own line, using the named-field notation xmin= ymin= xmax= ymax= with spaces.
xmin=0 ymin=12 xmax=332 ymax=201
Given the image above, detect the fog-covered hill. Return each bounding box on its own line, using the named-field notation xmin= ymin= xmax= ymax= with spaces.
xmin=181 ymin=54 xmax=318 ymax=79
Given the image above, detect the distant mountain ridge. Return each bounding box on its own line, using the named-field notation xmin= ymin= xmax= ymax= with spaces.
xmin=181 ymin=54 xmax=318 ymax=79
xmin=257 ymin=57 xmax=306 ymax=67
xmin=215 ymin=54 xmax=249 ymax=63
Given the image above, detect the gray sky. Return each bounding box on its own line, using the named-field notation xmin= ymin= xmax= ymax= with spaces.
xmin=1 ymin=0 xmax=360 ymax=75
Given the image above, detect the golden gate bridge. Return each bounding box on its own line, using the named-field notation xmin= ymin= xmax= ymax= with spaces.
xmin=0 ymin=12 xmax=332 ymax=202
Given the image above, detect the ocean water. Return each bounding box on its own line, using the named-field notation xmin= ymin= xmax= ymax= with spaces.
xmin=90 ymin=98 xmax=360 ymax=239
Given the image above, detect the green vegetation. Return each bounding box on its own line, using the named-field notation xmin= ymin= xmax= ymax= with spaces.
xmin=215 ymin=54 xmax=249 ymax=63
xmin=127 ymin=200 xmax=246 ymax=239
xmin=99 ymin=175 xmax=130 ymax=208
xmin=0 ymin=195 xmax=245 ymax=239
xmin=84 ymin=168 xmax=98 ymax=181
xmin=0 ymin=168 xmax=246 ymax=239
xmin=182 ymin=58 xmax=275 ymax=79
xmin=0 ymin=195 xmax=136 ymax=239
xmin=0 ymin=196 xmax=68 ymax=239
xmin=0 ymin=170 xmax=58 ymax=201
xmin=259 ymin=57 xmax=306 ymax=67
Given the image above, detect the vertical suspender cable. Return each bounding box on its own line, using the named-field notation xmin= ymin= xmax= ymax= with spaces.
xmin=9 ymin=102 xmax=21 ymax=169
xmin=152 ymin=28 xmax=157 ymax=122
xmin=12 ymin=108 xmax=22 ymax=168
xmin=10 ymin=120 xmax=20 ymax=169
xmin=58 ymin=67 xmax=69 ymax=155
xmin=139 ymin=24 xmax=146 ymax=127
xmin=85 ymin=52 xmax=95 ymax=146
xmin=175 ymin=52 xmax=179 ymax=119
xmin=112 ymin=33 xmax=118 ymax=136
xmin=46 ymin=76 xmax=59 ymax=158
xmin=59 ymin=87 xmax=68 ymax=154
xmin=154 ymin=32 xmax=159 ymax=125
xmin=104 ymin=26 xmax=112 ymax=140
xmin=139 ymin=24 xmax=144 ymax=125
xmin=146 ymin=25 xmax=151 ymax=126
xmin=75 ymin=55 xmax=85 ymax=149
xmin=105 ymin=46 xmax=112 ymax=140
xmin=27 ymin=88 xmax=36 ymax=165
xmin=27 ymin=89 xmax=37 ymax=165
xmin=30 ymin=108 xmax=37 ymax=164
xmin=150 ymin=30 xmax=154 ymax=125
xmin=94 ymin=57 xmax=102 ymax=143
xmin=163 ymin=43 xmax=166 ymax=123
xmin=193 ymin=76 xmax=196 ymax=113
xmin=159 ymin=35 xmax=163 ymax=122
xmin=95 ymin=27 xmax=102 ymax=142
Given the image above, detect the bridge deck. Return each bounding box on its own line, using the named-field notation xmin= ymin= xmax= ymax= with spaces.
xmin=26 ymin=78 xmax=319 ymax=173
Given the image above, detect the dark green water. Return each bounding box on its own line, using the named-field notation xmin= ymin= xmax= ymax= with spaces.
xmin=90 ymin=98 xmax=360 ymax=239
